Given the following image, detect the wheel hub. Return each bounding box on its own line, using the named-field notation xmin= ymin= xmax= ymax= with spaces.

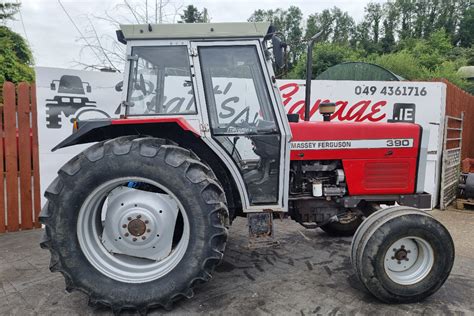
xmin=392 ymin=245 xmax=410 ymax=262
xmin=384 ymin=236 xmax=434 ymax=285
xmin=127 ymin=218 xmax=147 ymax=237
xmin=101 ymin=186 xmax=179 ymax=261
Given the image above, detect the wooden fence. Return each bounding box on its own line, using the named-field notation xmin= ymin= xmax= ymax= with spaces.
xmin=0 ymin=82 xmax=41 ymax=233
xmin=441 ymin=79 xmax=474 ymax=160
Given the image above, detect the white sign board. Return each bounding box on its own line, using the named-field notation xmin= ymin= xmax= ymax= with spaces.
xmin=36 ymin=67 xmax=446 ymax=208
xmin=35 ymin=67 xmax=123 ymax=206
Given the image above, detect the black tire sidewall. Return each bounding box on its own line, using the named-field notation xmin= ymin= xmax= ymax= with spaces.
xmin=50 ymin=140 xmax=226 ymax=306
xmin=360 ymin=214 xmax=454 ymax=303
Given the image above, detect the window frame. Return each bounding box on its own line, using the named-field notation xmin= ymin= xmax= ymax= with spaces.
xmin=198 ymin=44 xmax=280 ymax=136
xmin=125 ymin=44 xmax=198 ymax=117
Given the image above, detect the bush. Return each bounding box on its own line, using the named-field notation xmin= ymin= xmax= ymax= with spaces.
xmin=367 ymin=51 xmax=425 ymax=80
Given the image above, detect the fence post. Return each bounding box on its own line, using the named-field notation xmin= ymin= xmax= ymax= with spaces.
xmin=0 ymin=104 xmax=4 ymax=233
xmin=18 ymin=83 xmax=33 ymax=229
xmin=3 ymin=82 xmax=19 ymax=232
xmin=31 ymin=84 xmax=41 ymax=228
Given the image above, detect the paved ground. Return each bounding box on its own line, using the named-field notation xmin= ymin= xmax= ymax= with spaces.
xmin=1 ymin=209 xmax=473 ymax=315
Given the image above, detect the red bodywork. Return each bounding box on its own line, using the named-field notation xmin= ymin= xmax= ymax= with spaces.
xmin=290 ymin=122 xmax=421 ymax=195
xmin=111 ymin=117 xmax=199 ymax=135
xmin=104 ymin=117 xmax=421 ymax=196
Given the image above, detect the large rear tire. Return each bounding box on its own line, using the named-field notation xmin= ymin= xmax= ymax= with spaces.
xmin=40 ymin=136 xmax=228 ymax=312
xmin=350 ymin=206 xmax=454 ymax=303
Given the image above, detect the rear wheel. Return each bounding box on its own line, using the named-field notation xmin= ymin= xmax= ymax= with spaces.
xmin=40 ymin=136 xmax=228 ymax=312
xmin=351 ymin=206 xmax=454 ymax=303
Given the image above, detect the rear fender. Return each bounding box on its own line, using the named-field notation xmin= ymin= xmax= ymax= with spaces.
xmin=52 ymin=117 xmax=199 ymax=151
xmin=52 ymin=117 xmax=243 ymax=219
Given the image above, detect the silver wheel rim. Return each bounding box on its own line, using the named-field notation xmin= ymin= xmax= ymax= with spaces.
xmin=77 ymin=177 xmax=190 ymax=283
xmin=384 ymin=236 xmax=434 ymax=285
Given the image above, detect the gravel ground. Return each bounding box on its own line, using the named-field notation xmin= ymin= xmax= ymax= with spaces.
xmin=0 ymin=208 xmax=473 ymax=315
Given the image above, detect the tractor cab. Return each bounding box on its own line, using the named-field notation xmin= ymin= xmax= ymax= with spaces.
xmin=117 ymin=22 xmax=292 ymax=212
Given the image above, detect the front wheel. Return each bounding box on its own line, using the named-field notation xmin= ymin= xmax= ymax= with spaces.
xmin=351 ymin=206 xmax=454 ymax=303
xmin=40 ymin=136 xmax=228 ymax=312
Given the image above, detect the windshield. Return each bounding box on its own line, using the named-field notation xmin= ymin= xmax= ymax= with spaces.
xmin=126 ymin=45 xmax=196 ymax=115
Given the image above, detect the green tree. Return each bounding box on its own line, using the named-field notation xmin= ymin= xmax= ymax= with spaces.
xmin=248 ymin=1 xmax=472 ymax=93
xmin=331 ymin=7 xmax=355 ymax=44
xmin=380 ymin=2 xmax=398 ymax=53
xmin=458 ymin=6 xmax=474 ymax=47
xmin=0 ymin=1 xmax=19 ymax=22
xmin=353 ymin=21 xmax=373 ymax=53
xmin=396 ymin=0 xmax=415 ymax=40
xmin=305 ymin=9 xmax=333 ymax=42
xmin=305 ymin=7 xmax=354 ymax=44
xmin=0 ymin=2 xmax=34 ymax=100
xmin=179 ymin=5 xmax=207 ymax=23
xmin=364 ymin=2 xmax=383 ymax=44
xmin=0 ymin=26 xmax=34 ymax=84
xmin=248 ymin=7 xmax=304 ymax=67
xmin=284 ymin=6 xmax=303 ymax=64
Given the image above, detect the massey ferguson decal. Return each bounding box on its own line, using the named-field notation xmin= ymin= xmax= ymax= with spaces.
xmin=291 ymin=139 xmax=414 ymax=150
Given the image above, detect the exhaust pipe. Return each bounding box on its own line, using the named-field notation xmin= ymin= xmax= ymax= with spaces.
xmin=304 ymin=31 xmax=324 ymax=121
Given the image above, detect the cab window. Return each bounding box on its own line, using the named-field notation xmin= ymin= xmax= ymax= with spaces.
xmin=127 ymin=46 xmax=196 ymax=115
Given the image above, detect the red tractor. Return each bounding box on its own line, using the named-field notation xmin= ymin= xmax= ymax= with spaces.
xmin=40 ymin=22 xmax=454 ymax=312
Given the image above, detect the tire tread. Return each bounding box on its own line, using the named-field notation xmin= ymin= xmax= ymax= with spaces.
xmin=40 ymin=136 xmax=228 ymax=312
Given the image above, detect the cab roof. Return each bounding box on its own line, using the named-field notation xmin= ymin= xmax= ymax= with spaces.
xmin=118 ymin=22 xmax=272 ymax=42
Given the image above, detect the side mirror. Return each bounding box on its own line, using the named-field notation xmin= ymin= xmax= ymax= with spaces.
xmin=50 ymin=82 xmax=56 ymax=90
xmin=272 ymin=35 xmax=286 ymax=69
xmin=86 ymin=85 xmax=92 ymax=93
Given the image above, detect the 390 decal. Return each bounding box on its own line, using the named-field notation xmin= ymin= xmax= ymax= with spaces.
xmin=386 ymin=139 xmax=413 ymax=147
xmin=355 ymin=85 xmax=428 ymax=97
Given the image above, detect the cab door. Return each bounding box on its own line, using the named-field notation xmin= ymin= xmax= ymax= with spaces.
xmin=190 ymin=40 xmax=291 ymax=212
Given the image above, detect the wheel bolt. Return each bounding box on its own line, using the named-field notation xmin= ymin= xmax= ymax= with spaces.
xmin=133 ymin=238 xmax=137 ymax=242
xmin=397 ymin=261 xmax=401 ymax=264
xmin=122 ymin=224 xmax=127 ymax=228
xmin=142 ymin=236 xmax=146 ymax=240
xmin=125 ymin=233 xmax=129 ymax=237
xmin=147 ymin=229 xmax=151 ymax=233
xmin=393 ymin=248 xmax=397 ymax=252
xmin=391 ymin=256 xmax=395 ymax=260
xmin=127 ymin=217 xmax=132 ymax=221
xmin=145 ymin=220 xmax=149 ymax=224
xmin=137 ymin=215 xmax=142 ymax=219
xmin=401 ymin=245 xmax=405 ymax=249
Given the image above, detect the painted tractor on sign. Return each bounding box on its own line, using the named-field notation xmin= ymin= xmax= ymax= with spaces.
xmin=46 ymin=75 xmax=111 ymax=128
xmin=40 ymin=22 xmax=454 ymax=312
